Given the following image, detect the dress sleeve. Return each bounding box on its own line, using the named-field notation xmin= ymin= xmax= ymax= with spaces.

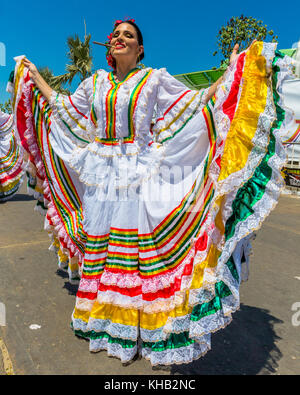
xmin=152 ymin=68 xmax=209 ymax=144
xmin=49 ymin=76 xmax=96 ymax=147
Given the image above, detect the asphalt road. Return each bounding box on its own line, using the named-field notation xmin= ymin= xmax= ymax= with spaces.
xmin=0 ymin=182 xmax=299 ymax=375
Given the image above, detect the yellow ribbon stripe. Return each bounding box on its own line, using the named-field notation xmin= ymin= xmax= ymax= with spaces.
xmin=218 ymin=41 xmax=268 ymax=181
xmin=12 ymin=62 xmax=24 ymax=110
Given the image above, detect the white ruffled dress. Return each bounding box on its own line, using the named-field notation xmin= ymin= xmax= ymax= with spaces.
xmin=12 ymin=42 xmax=294 ymax=365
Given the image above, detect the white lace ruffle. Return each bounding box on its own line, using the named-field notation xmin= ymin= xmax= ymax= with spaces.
xmin=78 ymin=278 xmax=100 ymax=293
xmin=100 ymin=250 xmax=194 ymax=293
xmin=67 ymin=139 xmax=165 ymax=190
xmin=87 ymin=317 xmax=138 ymax=341
xmin=142 ymin=340 xmax=210 ymax=366
xmin=89 ymin=338 xmax=138 ymax=363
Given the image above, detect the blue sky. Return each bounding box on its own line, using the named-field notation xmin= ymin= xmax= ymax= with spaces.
xmin=0 ymin=0 xmax=299 ymax=103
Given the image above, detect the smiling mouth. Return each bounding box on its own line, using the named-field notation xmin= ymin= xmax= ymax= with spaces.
xmin=114 ymin=43 xmax=126 ymax=49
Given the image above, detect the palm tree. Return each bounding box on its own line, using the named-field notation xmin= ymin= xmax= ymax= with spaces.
xmin=38 ymin=66 xmax=71 ymax=95
xmin=0 ymin=99 xmax=12 ymax=114
xmin=51 ymin=34 xmax=93 ymax=89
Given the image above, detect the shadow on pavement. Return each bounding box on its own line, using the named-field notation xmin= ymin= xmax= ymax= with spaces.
xmin=8 ymin=193 xmax=35 ymax=202
xmin=153 ymin=304 xmax=283 ymax=375
xmin=63 ymin=282 xmax=79 ymax=296
xmin=56 ymin=269 xmax=79 ymax=296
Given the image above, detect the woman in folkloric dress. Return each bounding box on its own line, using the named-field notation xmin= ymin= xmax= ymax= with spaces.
xmin=12 ymin=19 xmax=293 ymax=365
xmin=0 ymin=109 xmax=24 ymax=202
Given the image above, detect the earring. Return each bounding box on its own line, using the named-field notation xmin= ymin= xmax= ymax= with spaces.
xmin=137 ymin=54 xmax=145 ymax=69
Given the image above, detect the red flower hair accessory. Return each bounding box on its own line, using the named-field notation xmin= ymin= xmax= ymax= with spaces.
xmin=114 ymin=18 xmax=135 ymax=26
xmin=105 ymin=32 xmax=114 ymax=68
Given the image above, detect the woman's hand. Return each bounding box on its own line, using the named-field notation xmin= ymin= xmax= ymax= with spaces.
xmin=22 ymin=58 xmax=39 ymax=81
xmin=205 ymin=40 xmax=259 ymax=105
xmin=229 ymin=40 xmax=258 ymax=66
xmin=22 ymin=57 xmax=53 ymax=102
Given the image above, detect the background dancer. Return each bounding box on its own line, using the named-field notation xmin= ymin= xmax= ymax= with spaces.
xmin=0 ymin=109 xmax=24 ymax=202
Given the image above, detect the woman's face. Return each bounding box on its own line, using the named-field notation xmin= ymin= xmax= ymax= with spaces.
xmin=110 ymin=23 xmax=143 ymax=66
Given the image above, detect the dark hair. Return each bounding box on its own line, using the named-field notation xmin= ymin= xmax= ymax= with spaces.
xmin=110 ymin=20 xmax=144 ymax=69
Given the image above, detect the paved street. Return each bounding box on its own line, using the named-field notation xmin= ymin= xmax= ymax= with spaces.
xmin=0 ymin=182 xmax=299 ymax=375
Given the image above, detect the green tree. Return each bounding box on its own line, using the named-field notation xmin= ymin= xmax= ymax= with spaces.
xmin=213 ymin=15 xmax=278 ymax=66
xmin=52 ymin=34 xmax=93 ymax=89
xmin=0 ymin=99 xmax=12 ymax=114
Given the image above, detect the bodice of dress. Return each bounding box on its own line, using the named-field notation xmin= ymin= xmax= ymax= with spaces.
xmin=51 ymin=68 xmax=208 ymax=146
xmin=48 ymin=67 xmax=208 ymax=189
xmin=92 ymin=68 xmax=156 ymax=145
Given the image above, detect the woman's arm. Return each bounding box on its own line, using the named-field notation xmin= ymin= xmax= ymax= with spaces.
xmin=205 ymin=75 xmax=224 ymax=103
xmin=204 ymin=43 xmax=240 ymax=105
xmin=22 ymin=58 xmax=53 ymax=102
